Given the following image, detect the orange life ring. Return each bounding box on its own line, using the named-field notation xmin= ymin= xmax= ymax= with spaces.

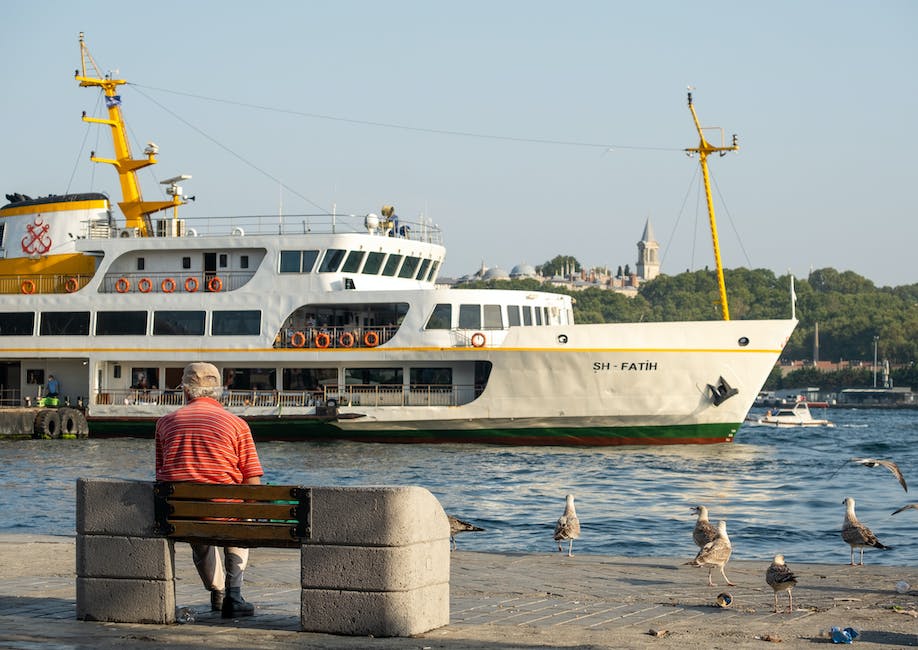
xmin=207 ymin=276 xmax=223 ymax=292
xmin=471 ymin=332 xmax=486 ymax=348
xmin=339 ymin=331 xmax=355 ymax=348
xmin=363 ymin=331 xmax=379 ymax=347
xmin=115 ymin=277 xmax=130 ymax=293
xmin=137 ymin=277 xmax=153 ymax=293
xmin=184 ymin=277 xmax=199 ymax=292
xmin=290 ymin=331 xmax=306 ymax=348
xmin=20 ymin=279 xmax=36 ymax=295
xmin=161 ymin=277 xmax=177 ymax=293
xmin=315 ymin=332 xmax=331 ymax=349
xmin=65 ymin=277 xmax=80 ymax=293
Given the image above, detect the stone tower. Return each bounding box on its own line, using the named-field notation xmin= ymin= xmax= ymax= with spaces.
xmin=636 ymin=218 xmax=660 ymax=281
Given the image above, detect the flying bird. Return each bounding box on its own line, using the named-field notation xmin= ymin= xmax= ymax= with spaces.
xmin=765 ymin=554 xmax=798 ymax=613
xmin=447 ymin=515 xmax=484 ymax=551
xmin=691 ymin=505 xmax=718 ymax=548
xmin=891 ymin=504 xmax=918 ymax=516
xmin=842 ymin=496 xmax=891 ymax=565
xmin=829 ymin=458 xmax=907 ymax=492
xmin=686 ymin=520 xmax=734 ymax=586
xmin=554 ymin=494 xmax=581 ymax=557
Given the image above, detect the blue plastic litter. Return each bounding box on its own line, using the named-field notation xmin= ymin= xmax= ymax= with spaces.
xmin=830 ymin=626 xmax=860 ymax=644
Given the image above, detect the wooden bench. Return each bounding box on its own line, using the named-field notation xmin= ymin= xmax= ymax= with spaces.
xmin=76 ymin=478 xmax=450 ymax=636
xmin=152 ymin=482 xmax=311 ymax=548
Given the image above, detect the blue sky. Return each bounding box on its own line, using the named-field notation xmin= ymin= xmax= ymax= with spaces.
xmin=2 ymin=1 xmax=916 ymax=287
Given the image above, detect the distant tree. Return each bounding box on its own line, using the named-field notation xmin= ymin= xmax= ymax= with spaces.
xmin=624 ymin=264 xmax=631 ymax=276
xmin=538 ymin=255 xmax=581 ymax=278
xmin=616 ymin=265 xmax=623 ymax=278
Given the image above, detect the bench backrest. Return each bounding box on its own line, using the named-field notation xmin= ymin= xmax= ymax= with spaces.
xmin=153 ymin=482 xmax=312 ymax=548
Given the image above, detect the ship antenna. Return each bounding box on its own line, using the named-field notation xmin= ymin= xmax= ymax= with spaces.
xmin=684 ymin=91 xmax=738 ymax=321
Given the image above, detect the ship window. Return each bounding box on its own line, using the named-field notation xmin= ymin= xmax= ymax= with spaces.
xmin=425 ymin=304 xmax=452 ymax=330
xmin=342 ymin=250 xmax=365 ymax=273
xmin=96 ymin=311 xmax=147 ymax=335
xmin=483 ymin=304 xmax=502 ymax=329
xmin=382 ymin=254 xmax=403 ymax=277
xmin=398 ymin=256 xmax=420 ymax=278
xmin=283 ymin=367 xmax=337 ymax=391
xmin=280 ymin=250 xmax=319 ymax=273
xmin=241 ymin=255 xmax=249 ymax=269
xmin=544 ymin=307 xmax=550 ymax=325
xmin=212 ymin=310 xmax=261 ymax=335
xmin=458 ymin=304 xmax=481 ymax=329
xmin=410 ymin=367 xmax=452 ymax=385
xmin=182 ymin=256 xmax=191 ymax=269
xmin=534 ymin=308 xmax=543 ymax=326
xmin=362 ymin=251 xmax=385 ymax=275
xmin=40 ymin=311 xmax=90 ymax=336
xmin=219 ymin=254 xmax=228 ymax=268
xmin=0 ymin=223 xmax=5 ymax=247
xmin=522 ymin=306 xmax=533 ymax=326
xmin=152 ymin=310 xmax=205 ymax=335
xmin=319 ymin=249 xmax=346 ymax=272
xmin=344 ymin=367 xmax=403 ymax=386
xmin=507 ymin=305 xmax=521 ymax=327
xmin=224 ymin=367 xmax=276 ymax=390
xmin=415 ymin=259 xmax=431 ymax=280
xmin=137 ymin=257 xmax=145 ymax=271
xmin=0 ymin=312 xmax=34 ymax=335
xmin=426 ymin=260 xmax=440 ymax=282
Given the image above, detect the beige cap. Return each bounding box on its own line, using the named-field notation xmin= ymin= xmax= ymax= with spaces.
xmin=182 ymin=362 xmax=221 ymax=389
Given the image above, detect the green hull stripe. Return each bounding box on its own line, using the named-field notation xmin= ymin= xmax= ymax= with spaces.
xmin=88 ymin=419 xmax=738 ymax=446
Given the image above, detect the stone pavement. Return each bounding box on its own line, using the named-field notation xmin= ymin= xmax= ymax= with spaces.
xmin=1 ymin=535 xmax=917 ymax=648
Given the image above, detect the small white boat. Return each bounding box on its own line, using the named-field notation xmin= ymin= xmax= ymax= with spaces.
xmin=756 ymin=402 xmax=835 ymax=428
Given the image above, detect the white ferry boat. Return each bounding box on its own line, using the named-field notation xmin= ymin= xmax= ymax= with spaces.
xmin=0 ymin=35 xmax=797 ymax=444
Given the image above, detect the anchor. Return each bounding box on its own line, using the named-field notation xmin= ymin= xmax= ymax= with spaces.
xmin=707 ymin=376 xmax=739 ymax=406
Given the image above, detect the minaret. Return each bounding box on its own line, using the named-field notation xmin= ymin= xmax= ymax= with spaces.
xmin=636 ymin=218 xmax=660 ymax=281
xmin=813 ymin=322 xmax=820 ymax=364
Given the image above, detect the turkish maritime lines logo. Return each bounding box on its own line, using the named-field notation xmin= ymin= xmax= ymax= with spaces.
xmin=21 ymin=216 xmax=52 ymax=255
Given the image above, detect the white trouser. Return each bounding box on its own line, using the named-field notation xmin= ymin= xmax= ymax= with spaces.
xmin=190 ymin=544 xmax=249 ymax=591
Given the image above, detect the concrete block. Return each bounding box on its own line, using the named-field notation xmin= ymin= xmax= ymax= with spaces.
xmin=310 ymin=486 xmax=449 ymax=546
xmin=76 ymin=478 xmax=157 ymax=537
xmin=300 ymin=582 xmax=449 ymax=636
xmin=300 ymin=540 xmax=448 ymax=591
xmin=77 ymin=534 xmax=174 ymax=580
xmin=76 ymin=576 xmax=175 ymax=624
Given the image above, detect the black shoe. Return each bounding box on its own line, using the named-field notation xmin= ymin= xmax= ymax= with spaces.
xmin=221 ymin=588 xmax=255 ymax=618
xmin=210 ymin=590 xmax=225 ymax=612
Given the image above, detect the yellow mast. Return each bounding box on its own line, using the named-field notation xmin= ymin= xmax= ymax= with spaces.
xmin=684 ymin=92 xmax=738 ymax=321
xmin=75 ymin=32 xmax=183 ymax=236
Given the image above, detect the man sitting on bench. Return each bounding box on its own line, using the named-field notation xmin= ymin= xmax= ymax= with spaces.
xmin=155 ymin=362 xmax=264 ymax=618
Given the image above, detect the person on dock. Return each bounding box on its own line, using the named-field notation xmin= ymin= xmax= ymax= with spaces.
xmin=154 ymin=362 xmax=264 ymax=618
xmin=46 ymin=374 xmax=60 ymax=399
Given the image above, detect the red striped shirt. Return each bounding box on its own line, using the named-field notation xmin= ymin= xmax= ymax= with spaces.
xmin=155 ymin=397 xmax=263 ymax=484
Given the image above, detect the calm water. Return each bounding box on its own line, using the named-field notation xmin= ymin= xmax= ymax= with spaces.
xmin=2 ymin=408 xmax=917 ymax=566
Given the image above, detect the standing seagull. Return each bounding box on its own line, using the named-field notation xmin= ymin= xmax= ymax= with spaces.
xmin=765 ymin=554 xmax=798 ymax=613
xmin=830 ymin=458 xmax=908 ymax=492
xmin=842 ymin=496 xmax=891 ymax=565
xmin=691 ymin=505 xmax=718 ymax=548
xmin=447 ymin=515 xmax=484 ymax=551
xmin=687 ymin=520 xmax=734 ymax=586
xmin=554 ymin=494 xmax=580 ymax=557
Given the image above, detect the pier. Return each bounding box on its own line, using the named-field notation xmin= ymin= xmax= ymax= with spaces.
xmin=2 ymin=534 xmax=916 ymax=648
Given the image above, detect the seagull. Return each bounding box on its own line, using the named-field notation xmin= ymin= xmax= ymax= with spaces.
xmin=691 ymin=505 xmax=718 ymax=548
xmin=447 ymin=515 xmax=484 ymax=551
xmin=842 ymin=496 xmax=891 ymax=565
xmin=891 ymin=504 xmax=918 ymax=516
xmin=686 ymin=520 xmax=734 ymax=586
xmin=765 ymin=554 xmax=798 ymax=613
xmin=554 ymin=494 xmax=581 ymax=557
xmin=829 ymin=458 xmax=907 ymax=492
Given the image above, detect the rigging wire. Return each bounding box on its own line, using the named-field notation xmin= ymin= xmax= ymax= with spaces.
xmin=711 ymin=173 xmax=753 ymax=269
xmin=661 ymin=164 xmax=700 ymax=272
xmin=130 ymin=83 xmax=682 ymax=154
xmin=66 ymin=93 xmax=104 ymax=196
xmin=129 ymin=85 xmax=329 ymax=213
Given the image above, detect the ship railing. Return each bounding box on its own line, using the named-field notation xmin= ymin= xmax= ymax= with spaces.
xmin=273 ymin=325 xmax=398 ymax=350
xmin=93 ymin=383 xmax=479 ymax=410
xmin=0 ymin=388 xmax=22 ymax=406
xmin=100 ymin=271 xmax=251 ymax=294
xmin=1 ymin=274 xmax=92 ymax=295
xmin=86 ymin=213 xmax=444 ymax=245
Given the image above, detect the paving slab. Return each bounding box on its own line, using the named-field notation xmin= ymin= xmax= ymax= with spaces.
xmin=1 ymin=534 xmax=917 ymax=648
